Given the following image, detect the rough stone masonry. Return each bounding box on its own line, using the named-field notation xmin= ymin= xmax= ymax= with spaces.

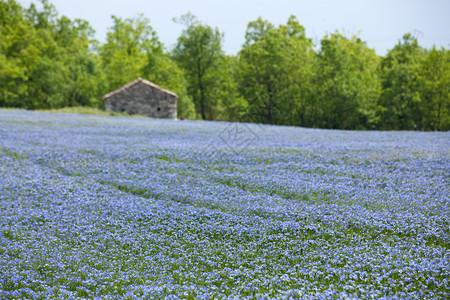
xmin=102 ymin=78 xmax=178 ymax=118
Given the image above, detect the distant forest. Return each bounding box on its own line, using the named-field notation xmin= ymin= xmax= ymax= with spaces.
xmin=1 ymin=0 xmax=449 ymax=130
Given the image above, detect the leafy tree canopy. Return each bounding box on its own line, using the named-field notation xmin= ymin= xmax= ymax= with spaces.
xmin=0 ymin=1 xmax=448 ymax=130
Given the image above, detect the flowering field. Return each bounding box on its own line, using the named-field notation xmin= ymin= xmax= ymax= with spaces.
xmin=0 ymin=109 xmax=449 ymax=299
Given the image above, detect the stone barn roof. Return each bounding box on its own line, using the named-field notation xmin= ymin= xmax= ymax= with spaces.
xmin=102 ymin=77 xmax=179 ymax=100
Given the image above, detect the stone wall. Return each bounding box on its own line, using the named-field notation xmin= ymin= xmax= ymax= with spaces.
xmin=105 ymin=82 xmax=177 ymax=118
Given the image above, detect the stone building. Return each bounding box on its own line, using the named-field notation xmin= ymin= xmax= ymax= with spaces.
xmin=102 ymin=78 xmax=178 ymax=118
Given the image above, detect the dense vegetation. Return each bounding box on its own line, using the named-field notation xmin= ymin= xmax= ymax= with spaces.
xmin=1 ymin=0 xmax=449 ymax=130
xmin=1 ymin=110 xmax=449 ymax=298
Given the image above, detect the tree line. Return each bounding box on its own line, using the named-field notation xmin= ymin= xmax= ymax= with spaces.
xmin=1 ymin=0 xmax=449 ymax=130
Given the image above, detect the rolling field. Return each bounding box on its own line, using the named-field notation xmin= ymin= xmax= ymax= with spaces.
xmin=0 ymin=110 xmax=449 ymax=299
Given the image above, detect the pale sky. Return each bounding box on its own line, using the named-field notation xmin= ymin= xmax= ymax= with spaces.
xmin=17 ymin=0 xmax=450 ymax=55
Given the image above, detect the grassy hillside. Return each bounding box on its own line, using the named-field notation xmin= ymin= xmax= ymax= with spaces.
xmin=0 ymin=109 xmax=449 ymax=299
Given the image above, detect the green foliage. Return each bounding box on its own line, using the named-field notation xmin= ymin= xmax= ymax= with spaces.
xmin=172 ymin=13 xmax=226 ymax=120
xmin=142 ymin=52 xmax=196 ymax=119
xmin=100 ymin=14 xmax=195 ymax=119
xmin=419 ymin=47 xmax=450 ymax=130
xmin=238 ymin=16 xmax=315 ymax=126
xmin=214 ymin=55 xmax=248 ymax=121
xmin=0 ymin=0 xmax=104 ymax=109
xmin=0 ymin=0 xmax=39 ymax=108
xmin=314 ymin=33 xmax=381 ymax=129
xmin=99 ymin=14 xmax=157 ymax=90
xmin=0 ymin=1 xmax=448 ymax=129
xmin=379 ymin=34 xmax=425 ymax=130
xmin=54 ymin=16 xmax=106 ymax=108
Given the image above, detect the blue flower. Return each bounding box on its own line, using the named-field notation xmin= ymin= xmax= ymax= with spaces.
xmin=0 ymin=109 xmax=449 ymax=298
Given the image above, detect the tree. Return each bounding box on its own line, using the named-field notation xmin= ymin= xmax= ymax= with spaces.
xmin=99 ymin=14 xmax=195 ymax=118
xmin=314 ymin=33 xmax=381 ymax=129
xmin=420 ymin=47 xmax=450 ymax=130
xmin=0 ymin=0 xmax=67 ymax=109
xmin=243 ymin=17 xmax=274 ymax=45
xmin=379 ymin=34 xmax=424 ymax=130
xmin=141 ymin=52 xmax=196 ymax=119
xmin=0 ymin=0 xmax=104 ymax=109
xmin=99 ymin=14 xmax=158 ymax=90
xmin=214 ymin=55 xmax=248 ymax=121
xmin=172 ymin=13 xmax=225 ymax=120
xmin=0 ymin=0 xmax=31 ymax=107
xmin=237 ymin=16 xmax=315 ymax=126
xmin=53 ymin=16 xmax=105 ymax=107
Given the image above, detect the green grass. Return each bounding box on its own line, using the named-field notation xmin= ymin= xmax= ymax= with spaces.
xmin=37 ymin=106 xmax=134 ymax=117
xmin=2 ymin=106 xmax=135 ymax=117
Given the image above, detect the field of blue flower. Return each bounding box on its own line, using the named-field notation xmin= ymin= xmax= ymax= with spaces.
xmin=0 ymin=109 xmax=449 ymax=299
